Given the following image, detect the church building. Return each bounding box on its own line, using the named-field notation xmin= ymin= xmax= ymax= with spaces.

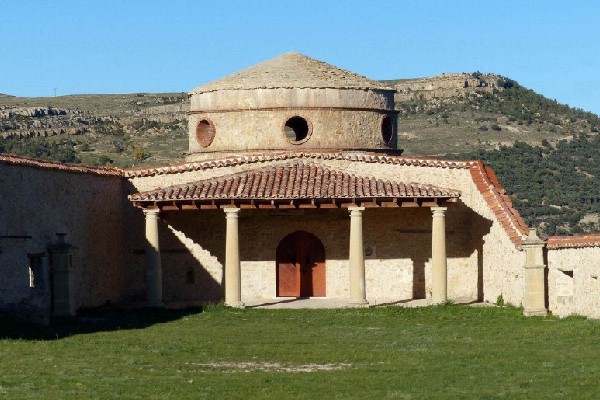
xmin=1 ymin=52 xmax=599 ymax=320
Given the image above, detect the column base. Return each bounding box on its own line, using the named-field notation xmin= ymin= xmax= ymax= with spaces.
xmin=431 ymin=297 xmax=447 ymax=305
xmin=348 ymin=300 xmax=370 ymax=308
xmin=226 ymin=301 xmax=245 ymax=308
xmin=523 ymin=308 xmax=547 ymax=317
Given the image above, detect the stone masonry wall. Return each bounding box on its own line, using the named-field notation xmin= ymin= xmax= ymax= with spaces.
xmin=0 ymin=163 xmax=129 ymax=313
xmin=186 ymin=109 xmax=397 ymax=159
xmin=547 ymin=247 xmax=600 ymax=318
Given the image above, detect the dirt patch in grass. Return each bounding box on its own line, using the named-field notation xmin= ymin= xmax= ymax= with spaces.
xmin=188 ymin=361 xmax=351 ymax=373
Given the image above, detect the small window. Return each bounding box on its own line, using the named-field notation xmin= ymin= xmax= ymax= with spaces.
xmin=556 ymin=269 xmax=574 ymax=297
xmin=27 ymin=253 xmax=44 ymax=289
xmin=196 ymin=119 xmax=216 ymax=148
xmin=28 ymin=266 xmax=35 ymax=288
xmin=381 ymin=115 xmax=394 ymax=145
xmin=283 ymin=116 xmax=311 ymax=144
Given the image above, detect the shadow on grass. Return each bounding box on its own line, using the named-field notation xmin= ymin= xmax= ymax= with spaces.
xmin=0 ymin=306 xmax=204 ymax=341
xmin=245 ymin=298 xmax=316 ymax=308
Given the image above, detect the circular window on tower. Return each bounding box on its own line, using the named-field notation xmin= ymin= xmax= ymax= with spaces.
xmin=195 ymin=119 xmax=216 ymax=148
xmin=283 ymin=116 xmax=311 ymax=144
xmin=381 ymin=114 xmax=394 ymax=146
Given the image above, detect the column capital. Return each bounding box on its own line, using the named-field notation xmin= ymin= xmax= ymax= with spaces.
xmin=348 ymin=206 xmax=365 ymax=215
xmin=521 ymin=242 xmax=546 ymax=250
xmin=431 ymin=206 xmax=447 ymax=216
xmin=143 ymin=208 xmax=161 ymax=217
xmin=223 ymin=207 xmax=240 ymax=217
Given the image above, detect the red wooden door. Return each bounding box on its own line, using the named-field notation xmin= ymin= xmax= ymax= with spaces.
xmin=276 ymin=231 xmax=326 ymax=297
xmin=276 ymin=234 xmax=300 ymax=296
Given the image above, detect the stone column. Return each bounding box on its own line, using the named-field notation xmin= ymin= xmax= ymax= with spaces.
xmin=431 ymin=206 xmax=448 ymax=304
xmin=144 ymin=209 xmax=163 ymax=307
xmin=349 ymin=206 xmax=368 ymax=306
xmin=522 ymin=228 xmax=547 ymax=316
xmin=224 ymin=208 xmax=244 ymax=307
xmin=49 ymin=233 xmax=75 ymax=316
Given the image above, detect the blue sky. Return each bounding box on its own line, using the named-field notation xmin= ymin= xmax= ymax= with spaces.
xmin=2 ymin=1 xmax=600 ymax=114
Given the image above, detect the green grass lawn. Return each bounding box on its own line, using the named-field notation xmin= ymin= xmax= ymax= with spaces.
xmin=1 ymin=305 xmax=599 ymax=399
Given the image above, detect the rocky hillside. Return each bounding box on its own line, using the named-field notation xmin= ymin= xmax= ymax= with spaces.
xmin=384 ymin=73 xmax=600 ymax=156
xmin=0 ymin=93 xmax=188 ymax=166
xmin=387 ymin=72 xmax=501 ymax=102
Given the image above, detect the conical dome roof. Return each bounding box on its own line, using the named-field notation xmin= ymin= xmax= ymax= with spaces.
xmin=190 ymin=52 xmax=393 ymax=94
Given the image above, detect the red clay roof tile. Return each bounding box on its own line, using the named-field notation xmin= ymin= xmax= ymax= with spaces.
xmin=129 ymin=161 xmax=460 ymax=203
xmin=0 ymin=154 xmax=123 ymax=177
xmin=547 ymin=235 xmax=600 ymax=249
xmin=469 ymin=161 xmax=529 ymax=247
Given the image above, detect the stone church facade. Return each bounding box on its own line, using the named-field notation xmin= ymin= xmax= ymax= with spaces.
xmin=1 ymin=52 xmax=599 ymax=320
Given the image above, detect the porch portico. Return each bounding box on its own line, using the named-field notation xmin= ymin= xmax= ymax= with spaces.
xmin=130 ymin=161 xmax=460 ymax=308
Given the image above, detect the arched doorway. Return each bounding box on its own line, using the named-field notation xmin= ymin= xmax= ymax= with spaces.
xmin=276 ymin=231 xmax=326 ymax=297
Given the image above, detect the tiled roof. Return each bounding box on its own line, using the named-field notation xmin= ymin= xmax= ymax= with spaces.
xmin=124 ymin=151 xmax=474 ymax=178
xmin=547 ymin=234 xmax=600 ymax=249
xmin=0 ymin=154 xmax=123 ymax=177
xmin=129 ymin=161 xmax=460 ymax=204
xmin=469 ymin=161 xmax=529 ymax=246
xmin=190 ymin=52 xmax=393 ymax=94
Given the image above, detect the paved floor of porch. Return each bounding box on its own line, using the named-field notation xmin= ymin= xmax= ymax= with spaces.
xmin=244 ymin=297 xmax=433 ymax=309
xmin=166 ymin=297 xmax=492 ymax=310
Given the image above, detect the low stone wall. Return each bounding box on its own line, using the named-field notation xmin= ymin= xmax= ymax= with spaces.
xmin=547 ymin=246 xmax=600 ymax=318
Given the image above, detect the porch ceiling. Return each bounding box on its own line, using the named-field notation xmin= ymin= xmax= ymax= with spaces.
xmin=129 ymin=161 xmax=460 ymax=210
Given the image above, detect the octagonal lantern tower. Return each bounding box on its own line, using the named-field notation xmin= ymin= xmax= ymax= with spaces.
xmin=186 ymin=52 xmax=398 ymax=161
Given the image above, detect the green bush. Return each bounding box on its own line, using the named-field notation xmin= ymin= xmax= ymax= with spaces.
xmin=133 ymin=146 xmax=150 ymax=161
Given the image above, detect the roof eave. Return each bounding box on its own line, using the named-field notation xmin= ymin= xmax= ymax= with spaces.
xmin=130 ymin=195 xmax=459 ymax=210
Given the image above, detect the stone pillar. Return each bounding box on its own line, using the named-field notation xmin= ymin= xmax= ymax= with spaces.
xmin=224 ymin=208 xmax=244 ymax=307
xmin=49 ymin=233 xmax=75 ymax=316
xmin=349 ymin=206 xmax=368 ymax=306
xmin=431 ymin=207 xmax=448 ymax=304
xmin=144 ymin=209 xmax=163 ymax=307
xmin=522 ymin=228 xmax=547 ymax=316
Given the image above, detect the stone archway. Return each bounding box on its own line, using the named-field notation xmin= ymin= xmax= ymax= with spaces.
xmin=276 ymin=231 xmax=326 ymax=297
